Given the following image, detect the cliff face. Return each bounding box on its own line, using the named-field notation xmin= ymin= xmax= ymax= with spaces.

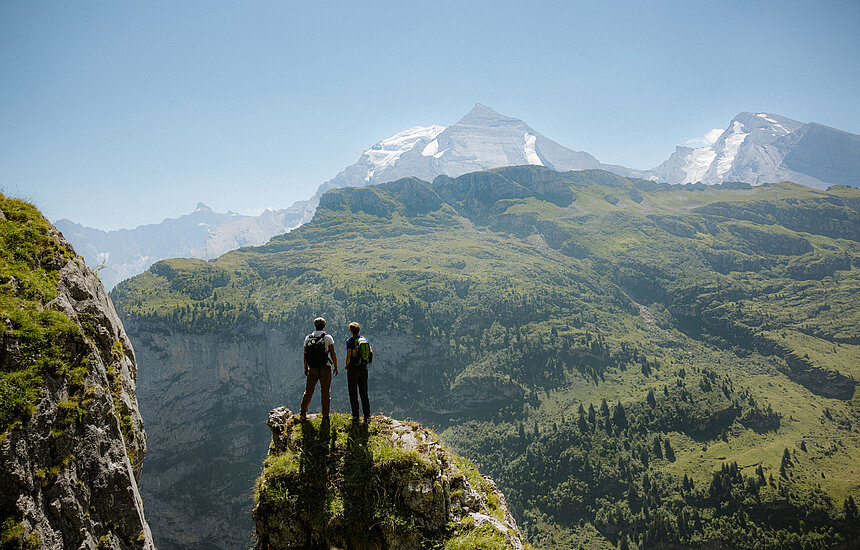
xmin=0 ymin=197 xmax=153 ymax=549
xmin=121 ymin=321 xmax=499 ymax=549
xmin=254 ymin=408 xmax=525 ymax=550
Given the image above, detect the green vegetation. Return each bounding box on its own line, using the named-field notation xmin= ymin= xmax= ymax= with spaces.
xmin=254 ymin=414 xmax=514 ymax=549
xmin=0 ymin=195 xmax=125 ymax=544
xmin=0 ymin=195 xmax=86 ymax=433
xmin=0 ymin=518 xmax=40 ymax=550
xmin=113 ymin=168 xmax=860 ymax=548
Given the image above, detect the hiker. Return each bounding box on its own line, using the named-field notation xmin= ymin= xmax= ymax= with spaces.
xmin=299 ymin=317 xmax=338 ymax=421
xmin=345 ymin=322 xmax=373 ymax=422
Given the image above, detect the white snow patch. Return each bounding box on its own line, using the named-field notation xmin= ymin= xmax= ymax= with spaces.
xmin=361 ymin=124 xmax=446 ymax=174
xmin=685 ymin=128 xmax=723 ymax=147
xmin=715 ymin=121 xmax=749 ymax=176
xmin=681 ymin=147 xmax=717 ymax=184
xmin=772 ymin=123 xmax=792 ymax=134
xmin=755 ymin=112 xmax=789 ymax=128
xmin=523 ymin=133 xmax=543 ymax=165
xmin=421 ymin=139 xmax=449 ymax=158
xmin=422 ymin=139 xmax=439 ymax=157
xmin=197 ymin=222 xmax=210 ymax=226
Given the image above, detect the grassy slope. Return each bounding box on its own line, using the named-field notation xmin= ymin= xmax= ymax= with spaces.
xmin=113 ymin=168 xmax=860 ymax=548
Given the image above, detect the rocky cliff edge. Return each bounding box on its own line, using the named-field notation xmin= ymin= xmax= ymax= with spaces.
xmin=0 ymin=196 xmax=153 ymax=549
xmin=253 ymin=407 xmax=526 ymax=550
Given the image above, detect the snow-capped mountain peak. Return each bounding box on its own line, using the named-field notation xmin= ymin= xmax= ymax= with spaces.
xmin=312 ymin=104 xmax=608 ymax=200
xmin=650 ymin=111 xmax=858 ymax=188
xmin=361 ymin=124 xmax=446 ymax=181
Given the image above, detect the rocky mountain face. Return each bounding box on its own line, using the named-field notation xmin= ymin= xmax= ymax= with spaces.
xmin=649 ymin=112 xmax=860 ymax=188
xmin=254 ymin=408 xmax=525 ymax=549
xmin=112 ymin=167 xmax=860 ymax=549
xmin=56 ymin=201 xmax=309 ymax=291
xmin=0 ymin=196 xmax=153 ymax=549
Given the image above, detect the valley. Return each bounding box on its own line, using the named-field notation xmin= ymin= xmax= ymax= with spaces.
xmin=111 ymin=167 xmax=860 ymax=549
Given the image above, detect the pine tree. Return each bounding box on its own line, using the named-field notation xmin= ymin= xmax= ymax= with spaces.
xmin=653 ymin=436 xmax=664 ymax=459
xmin=664 ymin=439 xmax=675 ymax=462
xmin=613 ymin=401 xmax=628 ymax=429
xmin=646 ymin=388 xmax=656 ymax=407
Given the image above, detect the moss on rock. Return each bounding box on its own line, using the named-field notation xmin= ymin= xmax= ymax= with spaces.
xmin=253 ymin=407 xmax=526 ymax=550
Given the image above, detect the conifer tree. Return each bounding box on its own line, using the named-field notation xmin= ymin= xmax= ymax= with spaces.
xmin=664 ymin=439 xmax=675 ymax=462
xmin=653 ymin=437 xmax=664 ymax=459
xmin=646 ymin=388 xmax=656 ymax=407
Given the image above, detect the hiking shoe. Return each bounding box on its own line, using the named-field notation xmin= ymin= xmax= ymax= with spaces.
xmin=299 ymin=413 xmax=307 ymax=421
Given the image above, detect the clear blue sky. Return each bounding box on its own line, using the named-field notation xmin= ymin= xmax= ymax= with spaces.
xmin=2 ymin=1 xmax=859 ymax=229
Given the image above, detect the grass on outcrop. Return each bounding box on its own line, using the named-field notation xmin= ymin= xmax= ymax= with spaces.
xmin=0 ymin=195 xmax=88 ymax=434
xmin=255 ymin=413 xmax=511 ymax=549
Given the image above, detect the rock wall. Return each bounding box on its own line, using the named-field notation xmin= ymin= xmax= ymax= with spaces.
xmin=0 ymin=203 xmax=153 ymax=549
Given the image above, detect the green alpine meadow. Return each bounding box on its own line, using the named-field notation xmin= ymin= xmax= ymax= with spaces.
xmin=111 ymin=166 xmax=860 ymax=549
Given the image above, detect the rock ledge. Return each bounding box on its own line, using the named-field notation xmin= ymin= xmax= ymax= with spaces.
xmin=254 ymin=407 xmax=525 ymax=549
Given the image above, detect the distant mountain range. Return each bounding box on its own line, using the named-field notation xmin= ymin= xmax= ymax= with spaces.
xmin=55 ymin=201 xmax=308 ymax=290
xmin=57 ymin=104 xmax=859 ymax=289
xmin=312 ymin=103 xmax=639 ymax=201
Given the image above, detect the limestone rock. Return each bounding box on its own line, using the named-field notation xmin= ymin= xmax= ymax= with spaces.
xmin=0 ymin=198 xmax=153 ymax=549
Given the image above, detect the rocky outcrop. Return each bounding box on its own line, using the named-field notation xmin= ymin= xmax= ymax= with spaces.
xmin=253 ymin=407 xmax=525 ymax=550
xmin=0 ymin=197 xmax=153 ymax=549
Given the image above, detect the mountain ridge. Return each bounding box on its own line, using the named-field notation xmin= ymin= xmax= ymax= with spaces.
xmin=57 ymin=104 xmax=860 ymax=292
xmin=651 ymin=111 xmax=860 ymax=188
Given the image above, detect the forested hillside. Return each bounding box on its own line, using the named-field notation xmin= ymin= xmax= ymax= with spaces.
xmin=112 ymin=167 xmax=860 ymax=549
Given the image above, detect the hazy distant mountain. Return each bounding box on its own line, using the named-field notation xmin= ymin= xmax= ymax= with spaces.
xmin=56 ymin=201 xmax=308 ymax=290
xmin=650 ymin=112 xmax=860 ymax=188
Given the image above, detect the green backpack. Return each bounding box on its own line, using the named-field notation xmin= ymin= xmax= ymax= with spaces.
xmin=352 ymin=336 xmax=373 ymax=366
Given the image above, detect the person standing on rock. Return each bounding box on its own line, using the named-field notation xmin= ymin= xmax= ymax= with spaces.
xmin=299 ymin=317 xmax=338 ymax=421
xmin=345 ymin=321 xmax=373 ymax=422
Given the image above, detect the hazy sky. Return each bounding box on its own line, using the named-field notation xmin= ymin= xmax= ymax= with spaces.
xmin=2 ymin=1 xmax=859 ymax=229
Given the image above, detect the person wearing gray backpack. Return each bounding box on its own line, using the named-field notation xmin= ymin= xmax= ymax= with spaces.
xmin=345 ymin=321 xmax=373 ymax=422
xmin=299 ymin=317 xmax=338 ymax=421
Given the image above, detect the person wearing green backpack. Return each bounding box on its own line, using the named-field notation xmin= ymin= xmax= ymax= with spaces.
xmin=345 ymin=322 xmax=373 ymax=422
